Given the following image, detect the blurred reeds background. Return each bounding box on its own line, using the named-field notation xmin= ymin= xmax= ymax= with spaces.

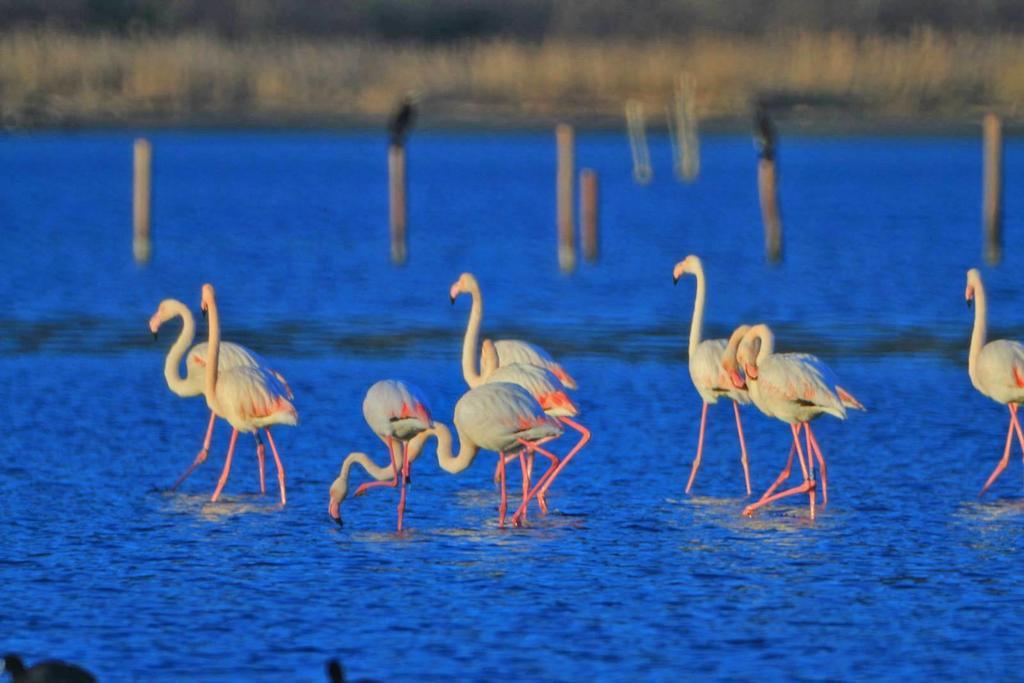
xmin=3 ymin=1 xmax=1024 ymax=128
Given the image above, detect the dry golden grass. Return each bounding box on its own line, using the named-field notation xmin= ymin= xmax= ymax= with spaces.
xmin=1 ymin=29 xmax=1023 ymax=126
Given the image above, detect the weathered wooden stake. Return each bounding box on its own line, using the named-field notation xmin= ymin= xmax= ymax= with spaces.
xmin=556 ymin=123 xmax=576 ymax=273
xmin=580 ymin=168 xmax=599 ymax=262
xmin=388 ymin=144 xmax=407 ymax=265
xmin=672 ymin=73 xmax=700 ymax=182
xmin=132 ymin=138 xmax=152 ymax=264
xmin=754 ymin=106 xmax=782 ymax=263
xmin=625 ymin=100 xmax=653 ymax=184
xmin=983 ymin=113 xmax=1003 ymax=265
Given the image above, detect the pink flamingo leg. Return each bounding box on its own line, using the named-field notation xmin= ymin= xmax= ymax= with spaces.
xmin=980 ymin=415 xmax=1016 ymax=497
xmin=744 ymin=424 xmax=816 ymax=518
xmin=170 ymin=411 xmax=217 ymax=491
xmin=518 ymin=452 xmax=530 ymax=523
xmin=685 ymin=402 xmax=709 ymax=494
xmin=498 ymin=450 xmax=508 ymax=528
xmin=210 ymin=428 xmax=239 ymax=502
xmin=757 ymin=440 xmax=797 ymax=503
xmin=396 ymin=440 xmax=410 ymax=533
xmin=536 ymin=417 xmax=590 ymax=500
xmin=806 ymin=424 xmax=828 ymax=507
xmin=255 ymin=434 xmax=267 ymax=495
xmin=733 ymin=400 xmax=751 ymax=496
xmin=511 ymin=446 xmax=560 ymax=526
xmin=354 ymin=437 xmax=400 ymax=497
xmin=1011 ymin=404 xmax=1024 ymax=456
xmin=494 ymin=436 xmax=553 ymax=483
xmin=263 ymin=428 xmax=287 ymax=506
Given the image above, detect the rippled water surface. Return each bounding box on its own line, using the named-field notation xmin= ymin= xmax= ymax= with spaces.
xmin=3 ymin=131 xmax=1024 ymax=681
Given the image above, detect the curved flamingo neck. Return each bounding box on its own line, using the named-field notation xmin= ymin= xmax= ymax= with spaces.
xmin=422 ymin=421 xmax=479 ymax=474
xmin=751 ymin=324 xmax=775 ymax=366
xmin=460 ymin=278 xmax=485 ymax=387
xmin=969 ymin=277 xmax=988 ymax=385
xmin=331 ymin=452 xmax=393 ymax=505
xmin=203 ymin=296 xmax=222 ymax=414
xmin=162 ymin=299 xmax=196 ymax=395
xmin=687 ymin=265 xmax=707 ymax=358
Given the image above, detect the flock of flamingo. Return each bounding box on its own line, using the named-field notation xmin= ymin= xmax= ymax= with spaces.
xmin=147 ymin=258 xmax=1024 ymax=531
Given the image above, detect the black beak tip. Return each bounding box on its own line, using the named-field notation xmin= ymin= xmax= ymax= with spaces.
xmin=152 ymin=331 xmax=158 ymax=341
xmin=449 ymin=295 xmax=455 ymax=305
xmin=201 ymin=308 xmax=207 ymax=319
xmin=967 ymin=300 xmax=973 ymax=309
xmin=673 ymin=276 xmax=679 ymax=285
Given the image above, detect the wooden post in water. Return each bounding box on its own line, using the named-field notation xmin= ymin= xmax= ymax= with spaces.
xmin=388 ymin=144 xmax=407 ymax=265
xmin=556 ymin=123 xmax=576 ymax=273
xmin=580 ymin=168 xmax=599 ymax=262
xmin=983 ymin=113 xmax=1003 ymax=265
xmin=754 ymin=106 xmax=782 ymax=263
xmin=671 ymin=74 xmax=700 ymax=182
xmin=625 ymin=100 xmax=653 ymax=184
xmin=132 ymin=138 xmax=152 ymax=264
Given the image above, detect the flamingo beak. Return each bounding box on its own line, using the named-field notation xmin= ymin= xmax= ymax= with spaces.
xmin=449 ymin=282 xmax=460 ymax=304
xmin=729 ymin=370 xmax=746 ymax=389
xmin=965 ymin=285 xmax=974 ymax=308
xmin=329 ymin=499 xmax=343 ymax=526
xmin=744 ymin=363 xmax=758 ymax=380
xmin=152 ymin=331 xmax=158 ymax=341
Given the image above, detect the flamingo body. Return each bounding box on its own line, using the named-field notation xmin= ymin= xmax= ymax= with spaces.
xmin=482 ymin=360 xmax=578 ymax=417
xmin=492 ymin=340 xmax=577 ymax=390
xmin=690 ymin=338 xmax=751 ymax=405
xmin=208 ymin=365 xmax=297 ymax=433
xmin=455 ymin=382 xmax=563 ymax=453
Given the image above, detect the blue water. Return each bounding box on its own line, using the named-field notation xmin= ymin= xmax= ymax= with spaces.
xmin=2 ymin=130 xmax=1024 ymax=681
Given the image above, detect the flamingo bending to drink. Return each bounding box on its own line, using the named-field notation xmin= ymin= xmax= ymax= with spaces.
xmin=200 ymin=284 xmax=297 ymax=506
xmin=149 ymin=298 xmax=293 ymax=493
xmin=673 ymin=255 xmax=752 ymax=495
xmin=328 ymin=380 xmax=432 ymax=532
xmin=965 ymin=268 xmax=1024 ymax=496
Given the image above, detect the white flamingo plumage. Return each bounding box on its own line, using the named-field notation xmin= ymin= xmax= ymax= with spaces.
xmin=965 ymin=268 xmax=1024 ymax=496
xmin=673 ymin=255 xmax=752 ymax=495
xmin=723 ymin=323 xmax=863 ymax=519
xmin=450 ymin=272 xmax=577 ymax=390
xmin=412 ymin=382 xmax=563 ymax=527
xmin=200 ymin=284 xmax=297 ymax=506
xmin=149 ymin=298 xmax=293 ymax=493
xmin=328 ymin=379 xmax=432 ymax=532
xmin=478 ymin=339 xmax=589 ymax=522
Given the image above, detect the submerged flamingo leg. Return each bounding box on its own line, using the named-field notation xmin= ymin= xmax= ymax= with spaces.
xmin=733 ymin=400 xmax=752 ymax=496
xmin=980 ymin=416 xmax=1016 ymax=497
xmin=170 ymin=411 xmax=217 ymax=491
xmin=498 ymin=450 xmax=508 ymax=528
xmin=353 ymin=438 xmax=400 ymax=497
xmin=535 ymin=417 xmax=591 ymax=501
xmin=685 ymin=402 xmax=710 ymax=494
xmin=255 ymin=431 xmax=267 ymax=495
xmin=264 ymin=428 xmax=287 ymax=506
xmin=210 ymin=429 xmax=239 ymax=502
xmin=806 ymin=424 xmax=828 ymax=507
xmin=396 ymin=441 xmax=410 ymax=533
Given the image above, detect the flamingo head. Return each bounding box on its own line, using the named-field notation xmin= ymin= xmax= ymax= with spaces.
xmin=449 ymin=272 xmax=476 ymax=304
xmin=200 ymin=283 xmax=216 ymax=318
xmin=480 ymin=339 xmax=499 ymax=377
xmin=672 ymin=254 xmax=702 ymax=285
xmin=722 ymin=324 xmax=752 ymax=388
xmin=328 ymin=471 xmax=347 ymax=526
xmin=736 ymin=336 xmax=760 ymax=382
xmin=148 ymin=299 xmax=177 ymax=338
xmin=965 ymin=268 xmax=981 ymax=308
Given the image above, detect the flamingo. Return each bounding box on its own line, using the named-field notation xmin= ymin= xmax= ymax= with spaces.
xmin=673 ymin=255 xmax=752 ymax=495
xmin=199 ymin=284 xmax=297 ymax=506
xmin=328 ymin=380 xmax=432 ymax=532
xmin=965 ymin=268 xmax=1024 ymax=496
xmin=149 ymin=298 xmax=294 ymax=493
xmin=449 ymin=272 xmax=577 ymax=389
xmin=477 ymin=339 xmax=589 ymax=523
xmin=723 ymin=323 xmax=863 ymax=519
xmin=411 ymin=382 xmax=563 ymax=527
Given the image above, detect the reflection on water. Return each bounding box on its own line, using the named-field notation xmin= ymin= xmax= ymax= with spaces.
xmin=3 ymin=132 xmax=1024 ymax=680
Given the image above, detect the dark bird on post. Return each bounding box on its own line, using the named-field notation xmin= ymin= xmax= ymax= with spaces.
xmin=388 ymin=93 xmax=418 ymax=148
xmin=753 ymin=104 xmax=776 ymax=162
xmin=2 ymin=654 xmax=96 ymax=683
